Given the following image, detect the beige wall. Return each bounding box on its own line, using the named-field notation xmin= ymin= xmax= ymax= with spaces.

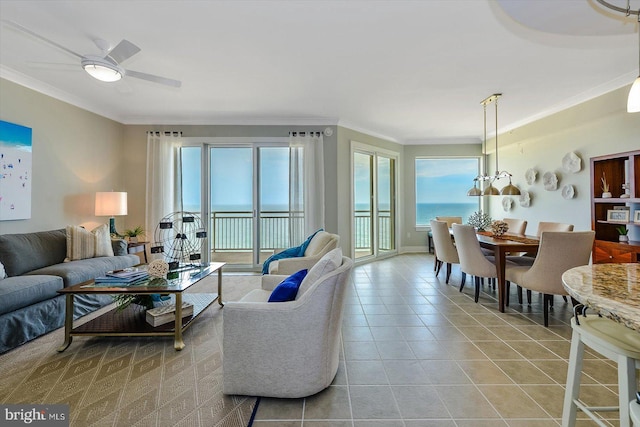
xmin=0 ymin=79 xmax=126 ymax=234
xmin=484 ymin=85 xmax=640 ymax=236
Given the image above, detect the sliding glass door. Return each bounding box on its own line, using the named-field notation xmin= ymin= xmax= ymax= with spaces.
xmin=352 ymin=143 xmax=397 ymax=260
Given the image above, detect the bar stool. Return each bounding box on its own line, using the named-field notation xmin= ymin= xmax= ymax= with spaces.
xmin=631 ymin=399 xmax=640 ymax=426
xmin=562 ymin=311 xmax=640 ymax=427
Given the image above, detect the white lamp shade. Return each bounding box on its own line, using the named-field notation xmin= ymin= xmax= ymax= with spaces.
xmin=95 ymin=192 xmax=128 ymax=216
xmin=628 ymin=76 xmax=640 ymax=113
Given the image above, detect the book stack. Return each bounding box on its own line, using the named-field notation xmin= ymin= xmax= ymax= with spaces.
xmin=145 ymin=302 xmax=194 ymax=327
xmin=94 ymin=269 xmax=150 ymax=285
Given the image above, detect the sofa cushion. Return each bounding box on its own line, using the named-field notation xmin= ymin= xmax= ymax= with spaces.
xmin=304 ymin=231 xmax=332 ymax=256
xmin=0 ymin=229 xmax=67 ymax=277
xmin=0 ymin=275 xmax=63 ymax=315
xmin=27 ymin=255 xmax=139 ymax=287
xmin=297 ymin=248 xmax=342 ymax=298
xmin=268 ymin=269 xmax=308 ymax=302
xmin=66 ymin=224 xmax=114 ymax=260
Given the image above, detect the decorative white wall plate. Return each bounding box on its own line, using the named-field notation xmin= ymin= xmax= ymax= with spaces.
xmin=525 ymin=168 xmax=537 ymax=185
xmin=561 ymin=184 xmax=575 ymax=199
xmin=562 ymin=152 xmax=581 ymax=173
xmin=543 ymin=172 xmax=558 ymax=191
xmin=519 ymin=191 xmax=531 ymax=207
xmin=502 ymin=197 xmax=513 ymax=212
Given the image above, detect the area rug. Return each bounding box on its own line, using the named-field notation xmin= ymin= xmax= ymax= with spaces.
xmin=0 ymin=274 xmax=261 ymax=427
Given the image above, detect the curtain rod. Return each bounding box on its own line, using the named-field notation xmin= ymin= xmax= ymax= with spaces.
xmin=289 ymin=131 xmax=321 ymax=137
xmin=146 ymin=131 xmax=182 ymax=136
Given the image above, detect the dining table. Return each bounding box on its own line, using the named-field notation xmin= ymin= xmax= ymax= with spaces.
xmin=475 ymin=231 xmax=541 ymax=313
xmin=562 ymin=263 xmax=640 ymax=332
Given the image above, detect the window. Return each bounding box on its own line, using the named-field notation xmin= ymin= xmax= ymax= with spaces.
xmin=415 ymin=158 xmax=480 ymax=227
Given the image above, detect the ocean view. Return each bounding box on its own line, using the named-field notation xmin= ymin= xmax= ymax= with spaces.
xmin=416 ymin=202 xmax=478 ymax=226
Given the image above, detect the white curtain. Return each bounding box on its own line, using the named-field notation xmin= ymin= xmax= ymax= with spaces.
xmin=145 ymin=132 xmax=183 ymax=244
xmin=289 ymin=132 xmax=325 ymax=245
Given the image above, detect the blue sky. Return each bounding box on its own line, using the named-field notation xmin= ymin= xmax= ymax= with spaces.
xmin=415 ymin=158 xmax=479 ymax=204
xmin=182 ymin=146 xmax=290 ymax=210
xmin=0 ymin=120 xmax=32 ymax=148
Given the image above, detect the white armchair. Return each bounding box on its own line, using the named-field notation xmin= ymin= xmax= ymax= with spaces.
xmin=267 ymin=231 xmax=339 ymax=275
xmin=223 ymin=248 xmax=353 ymax=398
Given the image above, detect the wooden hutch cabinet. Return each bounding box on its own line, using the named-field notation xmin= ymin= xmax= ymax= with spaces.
xmin=590 ymin=150 xmax=640 ymax=263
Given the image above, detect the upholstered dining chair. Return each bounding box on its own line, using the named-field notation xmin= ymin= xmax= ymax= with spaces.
xmin=435 ymin=216 xmax=462 ymax=228
xmin=506 ymin=222 xmax=575 ymax=304
xmin=452 ymin=224 xmax=497 ymax=303
xmin=503 ymin=218 xmax=528 ymax=235
xmin=430 ymin=220 xmax=459 ymax=284
xmin=430 ymin=216 xmax=462 ymax=271
xmin=505 ymin=231 xmax=595 ymax=327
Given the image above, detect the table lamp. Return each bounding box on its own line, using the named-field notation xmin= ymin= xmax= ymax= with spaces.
xmin=95 ymin=191 xmax=128 ymax=236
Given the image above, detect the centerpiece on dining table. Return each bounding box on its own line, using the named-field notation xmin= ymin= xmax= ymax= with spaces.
xmin=491 ymin=220 xmax=509 ymax=238
xmin=467 ymin=211 xmax=493 ymax=232
xmin=490 ymin=220 xmax=510 ymax=238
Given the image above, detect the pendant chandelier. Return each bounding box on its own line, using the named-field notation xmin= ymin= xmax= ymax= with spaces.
xmin=595 ymin=0 xmax=640 ymax=113
xmin=467 ymin=93 xmax=520 ymax=197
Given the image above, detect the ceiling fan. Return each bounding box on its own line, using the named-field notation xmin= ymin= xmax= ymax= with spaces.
xmin=3 ymin=20 xmax=181 ymax=88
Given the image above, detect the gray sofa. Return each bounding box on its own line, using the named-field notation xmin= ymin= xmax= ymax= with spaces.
xmin=0 ymin=228 xmax=140 ymax=354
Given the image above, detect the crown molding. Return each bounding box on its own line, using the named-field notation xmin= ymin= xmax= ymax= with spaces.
xmin=336 ymin=120 xmax=399 ymax=143
xmin=122 ymin=115 xmax=339 ymax=126
xmin=0 ymin=65 xmax=122 ymax=123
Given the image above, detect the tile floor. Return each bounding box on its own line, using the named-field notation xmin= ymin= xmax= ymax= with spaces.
xmin=252 ymin=253 xmax=624 ymax=427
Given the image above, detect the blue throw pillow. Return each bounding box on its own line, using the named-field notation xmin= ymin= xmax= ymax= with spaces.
xmin=268 ymin=269 xmax=308 ymax=302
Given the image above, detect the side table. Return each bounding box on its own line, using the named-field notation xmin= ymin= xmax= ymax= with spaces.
xmin=127 ymin=241 xmax=148 ymax=263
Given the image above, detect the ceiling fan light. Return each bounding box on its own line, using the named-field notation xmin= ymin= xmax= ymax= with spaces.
xmin=81 ymin=57 xmax=123 ymax=82
xmin=628 ymin=76 xmax=640 ymax=113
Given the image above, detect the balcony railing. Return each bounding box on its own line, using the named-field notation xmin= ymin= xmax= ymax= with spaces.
xmin=211 ymin=209 xmax=392 ymax=253
xmin=354 ymin=209 xmax=393 ymax=251
xmin=211 ymin=211 xmax=303 ymax=252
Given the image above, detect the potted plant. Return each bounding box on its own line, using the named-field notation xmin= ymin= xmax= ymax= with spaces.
xmin=616 ymin=225 xmax=629 ymax=242
xmin=124 ymin=225 xmax=145 ymax=243
xmin=601 ymin=172 xmax=612 ymax=198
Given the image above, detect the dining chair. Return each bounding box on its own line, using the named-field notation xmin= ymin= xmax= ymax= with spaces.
xmin=506 ymin=222 xmax=575 ymax=304
xmin=435 ymin=216 xmax=462 ymax=228
xmin=431 ymin=216 xmax=462 ymax=271
xmin=430 ymin=220 xmax=459 ymax=284
xmin=505 ymin=231 xmax=595 ymax=326
xmin=452 ymin=224 xmax=497 ymax=303
xmin=503 ymin=218 xmax=528 ymax=235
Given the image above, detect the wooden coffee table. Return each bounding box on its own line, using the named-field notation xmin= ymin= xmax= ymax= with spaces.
xmin=57 ymin=262 xmax=225 ymax=352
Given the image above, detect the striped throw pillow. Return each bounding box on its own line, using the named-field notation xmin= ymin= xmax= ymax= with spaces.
xmin=66 ymin=224 xmax=114 ymax=261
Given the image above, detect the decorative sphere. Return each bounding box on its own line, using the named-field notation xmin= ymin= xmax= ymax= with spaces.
xmin=148 ymin=259 xmax=169 ymax=278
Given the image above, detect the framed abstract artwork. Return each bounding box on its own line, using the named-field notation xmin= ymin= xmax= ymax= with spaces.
xmin=0 ymin=120 xmax=32 ymax=220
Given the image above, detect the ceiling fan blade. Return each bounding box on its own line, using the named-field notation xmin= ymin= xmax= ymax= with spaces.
xmin=1 ymin=20 xmax=82 ymax=59
xmin=26 ymin=61 xmax=79 ymax=71
xmin=106 ymin=40 xmax=140 ymax=64
xmin=125 ymin=69 xmax=182 ymax=88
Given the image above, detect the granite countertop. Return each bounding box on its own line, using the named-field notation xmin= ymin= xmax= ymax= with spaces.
xmin=562 ymin=263 xmax=640 ymax=332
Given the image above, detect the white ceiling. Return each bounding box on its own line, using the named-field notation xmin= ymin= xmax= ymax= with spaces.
xmin=0 ymin=0 xmax=638 ymax=144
